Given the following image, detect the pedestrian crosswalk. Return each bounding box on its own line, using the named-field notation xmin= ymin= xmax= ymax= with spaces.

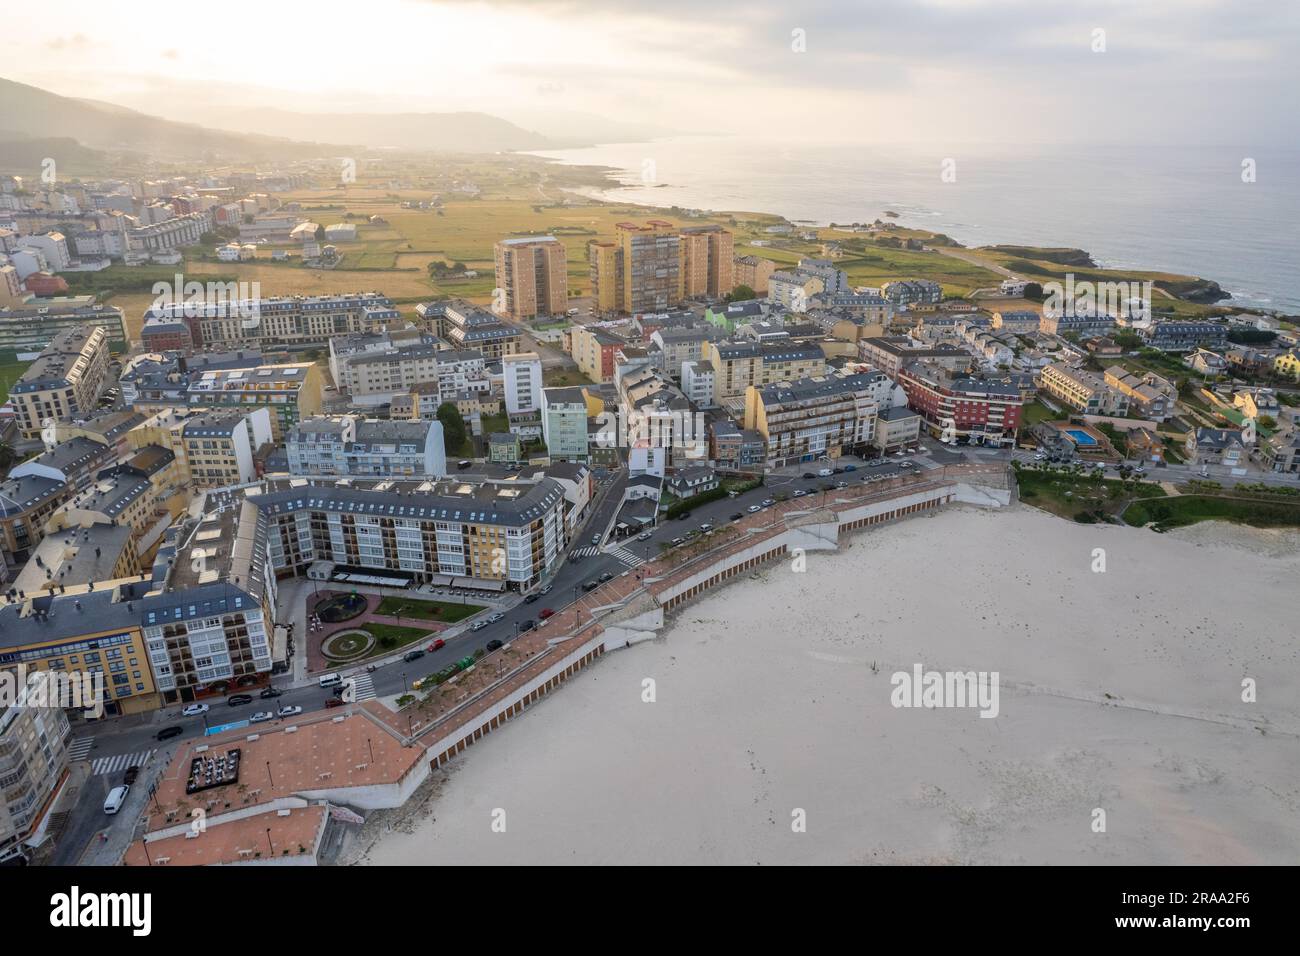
xmin=66 ymin=737 xmax=94 ymax=762
xmin=349 ymin=674 xmax=376 ymax=701
xmin=91 ymin=749 xmax=155 ymax=777
xmin=608 ymin=546 xmax=647 ymax=569
xmin=569 ymin=545 xmax=600 ymax=558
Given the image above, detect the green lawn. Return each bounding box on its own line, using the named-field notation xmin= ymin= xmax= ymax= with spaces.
xmin=1123 ymin=494 xmax=1300 ymax=531
xmin=376 ymin=596 xmax=485 ymax=624
xmin=0 ymin=361 xmax=31 ymax=399
xmin=362 ymin=622 xmax=433 ymax=647
xmin=1015 ymin=465 xmax=1166 ymax=521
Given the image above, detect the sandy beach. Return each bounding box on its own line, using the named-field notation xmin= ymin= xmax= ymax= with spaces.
xmin=355 ymin=506 xmax=1300 ymax=865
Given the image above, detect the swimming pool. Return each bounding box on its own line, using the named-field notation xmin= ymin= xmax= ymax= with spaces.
xmin=1065 ymin=429 xmax=1097 ymax=446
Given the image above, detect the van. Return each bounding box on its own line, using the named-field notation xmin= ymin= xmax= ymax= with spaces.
xmin=103 ymin=785 xmax=129 ymax=815
xmin=318 ymin=673 xmax=342 ymax=688
xmin=817 ymin=467 xmax=833 ymax=477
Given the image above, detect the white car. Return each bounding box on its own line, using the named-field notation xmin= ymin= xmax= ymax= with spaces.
xmin=182 ymin=704 xmax=209 ymax=717
xmin=636 ymin=531 xmax=652 ymax=541
xmin=487 ymin=612 xmax=505 ymax=624
xmin=747 ymin=504 xmax=761 ymax=513
xmin=250 ymin=711 xmax=274 ymax=724
xmin=470 ymin=620 xmax=489 ymax=631
xmin=277 ymin=705 xmax=302 ymax=719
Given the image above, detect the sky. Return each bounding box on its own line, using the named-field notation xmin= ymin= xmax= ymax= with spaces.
xmin=9 ymin=0 xmax=1300 ymax=145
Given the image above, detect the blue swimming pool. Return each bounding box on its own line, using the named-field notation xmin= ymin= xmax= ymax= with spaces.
xmin=1065 ymin=429 xmax=1097 ymax=446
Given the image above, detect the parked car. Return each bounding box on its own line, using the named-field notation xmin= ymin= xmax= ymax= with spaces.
xmin=539 ymin=608 xmax=555 ymax=619
xmin=761 ymin=498 xmax=775 ymax=508
xmin=793 ymin=489 xmax=808 ymax=497
xmin=226 ymin=694 xmax=252 ymax=707
xmin=486 ymin=639 xmax=504 ymax=652
xmin=844 ymin=464 xmax=857 ymax=472
xmin=123 ymin=766 xmax=140 ymax=785
xmin=699 ymin=523 xmax=713 ymax=533
xmin=524 ymin=593 xmax=540 ymax=604
xmin=156 ymin=725 xmax=184 ymax=741
xmin=818 ymin=467 xmax=833 ymax=477
xmin=730 ymin=512 xmax=744 ymax=521
xmin=747 ymin=504 xmax=761 ymax=513
xmin=277 ymin=705 xmax=302 ymax=718
xmin=470 ymin=620 xmax=489 ymax=631
xmin=670 ymin=537 xmax=685 ymax=546
xmin=250 ymin=711 xmax=274 ymax=724
xmin=802 ymin=472 xmax=816 ymax=479
xmin=324 ymin=698 xmax=344 ymax=709
xmin=676 ymin=511 xmax=692 ymax=521
xmin=259 ymin=687 xmax=283 ymax=699
xmin=836 ymin=481 xmax=848 ymax=488
xmin=403 ymin=649 xmax=425 ymax=663
xmin=519 ymin=620 xmax=536 ymax=632
xmin=582 ymin=580 xmax=600 ymax=592
xmin=487 ymin=612 xmax=506 ymax=624
xmin=540 ymin=583 xmax=554 ymax=594
xmin=598 ymin=571 xmax=614 ymax=583
xmin=428 ymin=639 xmax=446 ymax=651
xmin=182 ymin=704 xmax=209 ymax=717
xmin=636 ymin=531 xmax=652 ymax=541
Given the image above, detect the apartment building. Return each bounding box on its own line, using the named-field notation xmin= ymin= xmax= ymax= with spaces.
xmin=587 ymin=240 xmax=623 ymax=313
xmin=502 ymin=352 xmax=543 ymax=415
xmin=1039 ymin=311 xmax=1116 ymax=338
xmin=617 ymin=220 xmax=681 ymax=313
xmin=882 ymin=279 xmax=943 ymax=308
xmin=328 ymin=325 xmax=430 ymax=391
xmin=287 ymin=416 xmax=447 ymax=478
xmin=180 ymin=362 xmax=322 ymax=442
xmin=744 ymin=371 xmax=896 ymax=468
xmin=128 ymin=211 xmax=210 ymax=253
xmin=858 ymin=336 xmax=972 ymax=378
xmin=0 ymin=701 xmax=69 ymax=863
xmin=680 ymin=359 xmax=716 ymax=408
xmin=253 ymin=475 xmax=567 ymax=591
xmin=542 ymin=387 xmax=590 ymax=462
xmin=733 ymin=254 xmax=775 ymax=295
xmin=651 ymin=326 xmax=715 ymax=380
xmin=1140 ymin=321 xmax=1228 ymax=352
xmin=569 ymin=324 xmax=628 ymax=383
xmin=9 ymin=325 xmax=110 ymax=438
xmin=990 ymin=310 xmax=1042 ymax=333
xmin=702 ymin=340 xmax=827 ymax=406
xmin=441 ymin=300 xmax=522 ymax=360
xmin=710 ymin=419 xmax=766 ymax=474
xmin=895 ymin=362 xmax=1027 ymax=446
xmin=493 ymin=236 xmax=568 ymax=320
xmin=142 ymin=292 xmax=399 ymax=350
xmin=1103 ymin=366 xmax=1175 ymax=422
xmin=181 ymin=408 xmax=273 ymax=487
xmin=141 ymin=501 xmax=277 ymax=704
xmin=768 ymin=271 xmax=823 ymax=311
xmin=1039 ymin=363 xmax=1130 ymax=415
xmin=678 ymin=224 xmax=734 ymax=299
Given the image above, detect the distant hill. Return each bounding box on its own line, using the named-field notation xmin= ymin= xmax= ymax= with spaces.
xmin=201 ymin=107 xmax=554 ymax=153
xmin=0 ymin=77 xmax=340 ymax=161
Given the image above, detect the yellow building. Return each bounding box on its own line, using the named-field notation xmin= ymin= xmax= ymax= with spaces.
xmin=704 ymin=340 xmax=828 ymax=404
xmin=588 ymin=240 xmax=622 ymax=314
xmin=1274 ymin=352 xmax=1300 ymax=381
xmin=0 ymin=580 xmax=164 ymax=716
xmin=494 ymin=236 xmax=568 ymax=320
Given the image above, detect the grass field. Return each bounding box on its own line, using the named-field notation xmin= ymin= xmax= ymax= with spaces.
xmin=1015 ymin=466 xmax=1166 ymax=521
xmin=1123 ymin=494 xmax=1300 ymax=531
xmin=0 ymin=361 xmax=32 ymax=399
xmin=376 ymin=596 xmax=485 ymax=624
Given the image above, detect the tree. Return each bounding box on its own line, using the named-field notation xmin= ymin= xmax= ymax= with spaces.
xmin=726 ymin=284 xmax=757 ymax=304
xmin=1258 ymin=415 xmax=1277 ymax=430
xmin=436 ymin=402 xmax=467 ymax=454
xmin=0 ymin=441 xmax=14 ymax=470
xmin=314 ymin=224 xmax=326 ymax=241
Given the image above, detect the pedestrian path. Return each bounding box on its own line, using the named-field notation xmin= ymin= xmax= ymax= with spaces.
xmin=67 ymin=737 xmax=94 ymax=762
xmin=91 ymin=749 xmax=155 ymax=777
xmin=349 ymin=673 xmax=377 ymax=701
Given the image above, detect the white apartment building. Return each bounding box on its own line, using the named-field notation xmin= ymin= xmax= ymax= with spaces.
xmin=502 ymin=351 xmax=543 ymax=415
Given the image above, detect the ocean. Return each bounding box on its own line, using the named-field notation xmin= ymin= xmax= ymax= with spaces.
xmin=529 ymin=138 xmax=1300 ymax=314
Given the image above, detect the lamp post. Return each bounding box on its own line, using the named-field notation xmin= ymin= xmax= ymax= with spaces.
xmin=266 ymin=761 xmax=274 ymax=787
xmin=367 ymin=737 xmax=374 ymax=763
xmin=265 ymin=827 xmax=274 ymax=856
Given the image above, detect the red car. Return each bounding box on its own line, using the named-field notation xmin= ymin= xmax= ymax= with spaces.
xmin=428 ymin=639 xmax=446 ymax=651
xmin=324 ymin=698 xmax=345 ymax=709
xmin=538 ymin=608 xmax=555 ymax=619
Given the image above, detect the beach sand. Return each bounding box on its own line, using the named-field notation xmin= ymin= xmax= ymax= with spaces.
xmin=355 ymin=506 xmax=1300 ymax=865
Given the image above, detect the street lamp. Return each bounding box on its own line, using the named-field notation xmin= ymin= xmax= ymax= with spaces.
xmin=266 ymin=761 xmax=274 ymax=787
xmin=265 ymin=827 xmax=274 ymax=856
